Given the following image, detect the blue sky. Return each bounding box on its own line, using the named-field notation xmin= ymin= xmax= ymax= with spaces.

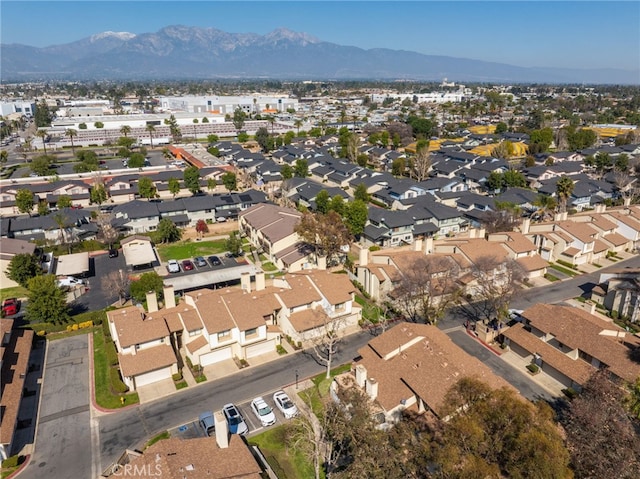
xmin=2 ymin=1 xmax=639 ymax=70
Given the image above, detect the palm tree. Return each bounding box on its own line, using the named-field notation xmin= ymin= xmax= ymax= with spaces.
xmin=532 ymin=194 xmax=557 ymax=221
xmin=319 ymin=119 xmax=328 ymax=136
xmin=294 ymin=119 xmax=303 ymax=135
xmin=266 ymin=115 xmax=275 ymax=135
xmin=65 ymin=128 xmax=77 ymax=155
xmin=35 ymin=130 xmax=47 ymax=155
xmin=120 ymin=125 xmax=132 ymax=138
xmin=556 ymin=176 xmax=575 ymax=214
xmin=146 ymin=124 xmax=156 ymax=149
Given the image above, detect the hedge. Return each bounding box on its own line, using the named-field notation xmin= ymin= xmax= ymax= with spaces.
xmin=526 ymin=363 xmax=539 ymax=373
xmin=110 ymin=368 xmax=129 ymax=394
xmin=1 ymin=454 xmax=24 ymax=468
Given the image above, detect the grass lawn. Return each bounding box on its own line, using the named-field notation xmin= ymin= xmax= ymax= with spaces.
xmin=300 ymin=363 xmax=352 ymax=417
xmin=355 ymin=295 xmax=383 ymax=323
xmin=157 ymin=239 xmax=227 ymax=261
xmin=249 ymin=426 xmax=322 ymax=479
xmin=93 ymin=329 xmax=139 ymax=409
xmin=0 ymin=285 xmax=29 ymax=302
xmin=549 ymin=264 xmax=578 ymax=277
xmin=261 ymin=261 xmax=278 ymax=272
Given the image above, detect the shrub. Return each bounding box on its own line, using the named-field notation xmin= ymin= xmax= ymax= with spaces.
xmin=562 ymin=387 xmax=577 ymax=400
xmin=110 ymin=368 xmax=129 ymax=393
xmin=276 ymin=344 xmax=287 ymax=355
xmin=172 ymin=372 xmax=183 ymax=381
xmin=369 ymin=245 xmax=381 ymax=252
xmin=105 ymin=341 xmax=119 ymax=366
xmin=1 ymin=454 xmax=24 ymax=468
xmin=195 ymin=374 xmax=207 ymax=383
xmin=526 ymin=363 xmax=539 ymax=373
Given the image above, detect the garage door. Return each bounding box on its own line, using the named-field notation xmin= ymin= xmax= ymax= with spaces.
xmin=200 ymin=347 xmax=232 ymax=366
xmin=246 ymin=339 xmax=275 ymax=358
xmin=135 ymin=367 xmax=172 ymax=388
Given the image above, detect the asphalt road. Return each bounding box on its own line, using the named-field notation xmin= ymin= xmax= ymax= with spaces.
xmin=97 ymin=329 xmax=377 ymax=473
xmin=20 ymin=336 xmax=92 ymax=479
xmin=71 ymin=252 xmax=127 ymax=314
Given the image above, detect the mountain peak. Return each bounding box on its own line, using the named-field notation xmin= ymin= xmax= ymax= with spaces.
xmin=264 ymin=27 xmax=319 ymax=45
xmin=90 ymin=31 xmax=136 ymax=42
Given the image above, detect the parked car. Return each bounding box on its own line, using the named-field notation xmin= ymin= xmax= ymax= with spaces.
xmin=273 ymin=390 xmax=299 ymax=419
xmin=208 ymin=255 xmax=222 ymax=267
xmin=108 ymin=248 xmax=118 ymax=258
xmin=199 ymin=411 xmax=215 ymax=437
xmin=1 ymin=298 xmax=19 ymax=317
xmin=193 ymin=256 xmax=207 ymax=268
xmin=222 ymin=403 xmax=248 ymax=435
xmin=182 ymin=259 xmax=195 ymax=271
xmin=167 ymin=259 xmax=180 ymax=273
xmin=250 ymin=397 xmax=276 ymax=427
xmin=57 ymin=276 xmax=84 ymax=288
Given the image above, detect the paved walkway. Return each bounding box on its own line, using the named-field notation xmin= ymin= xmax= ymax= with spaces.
xmin=500 ymin=350 xmax=565 ymax=397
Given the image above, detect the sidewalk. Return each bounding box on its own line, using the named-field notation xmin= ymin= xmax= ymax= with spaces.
xmin=500 ymin=350 xmax=565 ymax=397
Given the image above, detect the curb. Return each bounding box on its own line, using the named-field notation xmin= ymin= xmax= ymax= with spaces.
xmin=465 ymin=327 xmax=503 ymax=356
xmin=4 ymin=454 xmax=30 ymax=479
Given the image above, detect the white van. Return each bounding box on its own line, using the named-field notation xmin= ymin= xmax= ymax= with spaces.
xmin=57 ymin=276 xmax=85 ymax=288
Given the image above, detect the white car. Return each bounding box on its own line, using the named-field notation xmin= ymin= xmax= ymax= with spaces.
xmin=167 ymin=259 xmax=180 ymax=273
xmin=250 ymin=397 xmax=276 ymax=427
xmin=273 ymin=390 xmax=298 ymax=419
xmin=57 ymin=276 xmax=84 ymax=288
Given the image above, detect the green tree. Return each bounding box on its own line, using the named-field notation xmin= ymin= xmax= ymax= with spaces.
xmin=232 ymin=108 xmax=247 ymax=132
xmin=90 ymin=183 xmax=107 ymax=205
xmin=154 ymin=218 xmax=182 ymax=243
xmin=57 ymin=195 xmax=72 ymax=209
xmin=15 ymin=189 xmax=35 ymax=215
xmin=26 ymin=275 xmax=69 ymax=324
xmin=0 ymin=150 xmax=8 ymax=164
xmin=94 ymin=121 xmax=104 ymax=129
xmin=255 ymin=127 xmax=270 ymax=152
xmin=37 ymin=200 xmax=49 ymax=216
xmin=35 ymin=129 xmax=48 ymax=154
xmin=34 ymin=99 xmax=53 ymax=127
xmin=566 ymin=127 xmax=597 ymax=150
xmin=117 ymin=136 xmax=136 ymax=150
xmin=127 ymin=152 xmax=146 ymax=168
xmin=237 ymin=132 xmax=249 ymax=143
xmin=183 ymin=166 xmax=201 ymax=195
xmin=503 ymin=169 xmax=527 ymax=188
xmin=7 ymin=253 xmax=42 ymax=287
xmin=31 ymin=154 xmax=53 ymax=176
xmin=315 ymin=190 xmax=330 ymax=214
xmin=529 ymin=127 xmax=554 ymax=153
xmin=281 ymin=164 xmax=293 ymax=180
xmin=207 ymin=177 xmax=216 ymax=192
xmin=168 ymin=177 xmax=181 ymax=198
xmin=486 ymin=171 xmax=504 ymax=192
xmin=328 ymin=195 xmax=345 ymax=216
xmin=221 ymin=172 xmax=237 ymax=192
xmin=137 ymin=177 xmax=157 ymax=200
xmin=294 ymin=159 xmax=308 ymax=178
xmin=533 ymin=194 xmax=558 ymax=220
xmin=345 ymin=199 xmax=368 ymax=236
xmin=495 ymin=122 xmax=508 ymax=134
xmin=556 ymin=176 xmax=575 ymax=213
xmin=129 ymin=272 xmax=164 ymax=303
xmin=391 ymin=157 xmax=405 ymax=177
xmin=354 ymin=183 xmax=370 ymax=202
xmin=225 ymin=231 xmax=244 ymax=256
xmin=207 ymin=134 xmax=219 ymax=144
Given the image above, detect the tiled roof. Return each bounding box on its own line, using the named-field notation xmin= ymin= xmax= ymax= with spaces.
xmin=516 ymin=255 xmax=549 ymax=272
xmin=356 ymin=323 xmax=514 ymax=417
xmin=293 ymin=270 xmax=355 ymax=305
xmin=108 ymin=306 xmax=170 ymax=348
xmin=186 ymin=335 xmax=209 ymax=354
xmin=118 ymin=344 xmax=177 ymax=377
xmin=288 ymin=307 xmax=330 ymax=333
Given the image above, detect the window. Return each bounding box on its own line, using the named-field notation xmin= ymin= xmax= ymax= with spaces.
xmin=218 ymin=330 xmax=231 ymax=341
xmin=189 ymin=329 xmax=202 ymax=337
xmin=335 ymin=302 xmax=346 ymax=312
xmin=245 ymin=327 xmax=258 ymax=338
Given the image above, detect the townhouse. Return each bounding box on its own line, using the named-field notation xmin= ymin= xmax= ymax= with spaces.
xmin=502 ymin=303 xmax=640 ymax=390
xmin=591 ymin=268 xmax=640 ymax=323
xmin=339 ymin=322 xmax=513 ymax=423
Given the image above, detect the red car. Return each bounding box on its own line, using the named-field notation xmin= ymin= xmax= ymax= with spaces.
xmin=1 ymin=298 xmax=19 ymax=317
xmin=181 ymin=259 xmax=195 ymax=271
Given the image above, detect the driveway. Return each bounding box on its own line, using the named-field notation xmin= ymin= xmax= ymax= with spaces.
xmin=71 ymin=252 xmax=126 ymax=313
xmin=18 ymin=335 xmax=93 ymax=479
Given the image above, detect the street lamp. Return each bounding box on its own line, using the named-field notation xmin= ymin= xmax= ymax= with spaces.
xmin=295 ymin=369 xmax=299 ymax=389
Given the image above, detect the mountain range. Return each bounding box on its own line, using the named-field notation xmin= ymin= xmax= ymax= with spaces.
xmin=2 ymin=26 xmax=638 ymax=84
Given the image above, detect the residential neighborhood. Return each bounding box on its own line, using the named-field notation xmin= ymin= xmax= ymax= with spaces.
xmin=1 ymin=76 xmax=640 ymax=479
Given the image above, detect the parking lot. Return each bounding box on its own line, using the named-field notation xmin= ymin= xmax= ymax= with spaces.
xmin=164 ymin=252 xmax=241 ymax=277
xmin=170 ymin=391 xmax=298 ymax=440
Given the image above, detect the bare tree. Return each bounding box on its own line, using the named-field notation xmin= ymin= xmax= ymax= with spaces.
xmin=410 ymin=148 xmax=432 ymax=181
xmin=456 ymin=255 xmax=525 ymax=322
xmin=96 ymin=213 xmax=119 ymax=248
xmin=304 ymin=313 xmax=346 ymax=379
xmin=295 ymin=211 xmax=352 ymax=266
xmin=391 ymin=255 xmax=462 ymax=324
xmin=101 ymin=269 xmax=131 ymax=306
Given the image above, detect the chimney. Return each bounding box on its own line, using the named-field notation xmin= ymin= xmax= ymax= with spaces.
xmin=562 ymin=211 xmax=568 ymax=221
xmin=359 ymin=248 xmax=369 ymax=266
xmin=469 ymin=228 xmax=476 ymax=239
xmin=355 ymin=364 xmax=367 ymax=387
xmin=163 ymin=284 xmax=176 ymax=309
xmin=146 ymin=291 xmax=158 ymax=313
xmin=521 ymin=218 xmax=531 ymax=234
xmin=424 ymin=237 xmax=433 ymax=255
xmin=365 ymin=377 xmax=378 ymax=400
xmin=214 ymin=411 xmax=229 ymax=449
xmin=413 ymin=238 xmax=423 ymax=252
xmin=554 ymin=213 xmax=563 ymax=222
xmin=590 ymin=303 xmax=596 ymax=315
xmin=477 ymin=227 xmax=486 ymax=239
xmin=255 ymin=272 xmax=265 ymax=291
xmin=317 ymin=255 xmax=327 ymax=270
xmin=241 ymin=272 xmax=251 ymax=292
